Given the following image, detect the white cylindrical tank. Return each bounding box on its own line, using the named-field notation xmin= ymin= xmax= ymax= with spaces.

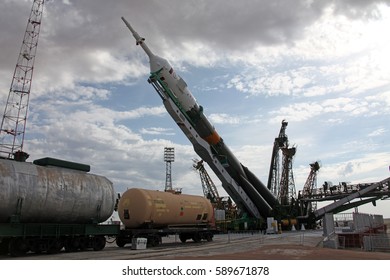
xmin=0 ymin=159 xmax=115 ymax=223
xmin=118 ymin=188 xmax=214 ymax=228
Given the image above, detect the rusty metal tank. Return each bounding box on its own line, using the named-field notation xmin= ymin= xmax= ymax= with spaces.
xmin=118 ymin=188 xmax=214 ymax=228
xmin=0 ymin=158 xmax=115 ymax=223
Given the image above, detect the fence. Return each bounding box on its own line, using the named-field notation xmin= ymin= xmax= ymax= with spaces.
xmin=363 ymin=234 xmax=390 ymax=252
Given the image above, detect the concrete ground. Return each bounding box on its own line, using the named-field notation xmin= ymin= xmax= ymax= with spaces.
xmin=167 ymin=230 xmax=390 ymax=260
xmin=2 ymin=230 xmax=390 ymax=260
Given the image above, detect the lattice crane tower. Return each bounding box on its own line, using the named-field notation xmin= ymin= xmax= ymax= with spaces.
xmin=302 ymin=161 xmax=321 ymax=197
xmin=299 ymin=161 xmax=321 ymax=216
xmin=193 ymin=159 xmax=220 ymax=204
xmin=0 ymin=0 xmax=45 ymax=160
xmin=164 ymin=147 xmax=175 ymax=192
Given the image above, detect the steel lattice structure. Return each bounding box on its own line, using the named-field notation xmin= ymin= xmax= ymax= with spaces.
xmin=0 ymin=0 xmax=45 ymax=160
xmin=164 ymin=147 xmax=175 ymax=191
xmin=279 ymin=146 xmax=297 ymax=205
xmin=267 ymin=120 xmax=288 ymax=197
xmin=193 ymin=159 xmax=220 ymax=204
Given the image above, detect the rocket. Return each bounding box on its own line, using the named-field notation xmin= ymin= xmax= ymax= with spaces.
xmin=122 ymin=17 xmax=279 ymax=218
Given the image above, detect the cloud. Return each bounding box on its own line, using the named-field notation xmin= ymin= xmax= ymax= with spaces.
xmin=2 ymin=0 xmax=389 ymax=101
xmin=140 ymin=127 xmax=175 ymax=135
xmin=269 ymin=102 xmax=323 ymax=122
xmin=268 ymin=93 xmax=388 ymax=123
xmin=368 ymin=128 xmax=386 ymax=137
xmin=222 ymin=5 xmax=390 ymax=108
xmin=1 ymin=0 xmax=389 ymax=217
xmin=227 ymin=67 xmax=314 ymax=96
xmin=337 ymin=162 xmax=355 ymax=177
xmin=332 ymin=0 xmax=387 ymax=19
xmin=319 ymin=152 xmax=389 ymax=183
xmin=25 ymin=105 xmax=189 ymax=193
xmin=208 ymin=113 xmax=241 ymax=124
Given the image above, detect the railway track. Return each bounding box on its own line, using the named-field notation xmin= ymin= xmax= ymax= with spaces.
xmin=0 ymin=231 xmax=324 ymax=260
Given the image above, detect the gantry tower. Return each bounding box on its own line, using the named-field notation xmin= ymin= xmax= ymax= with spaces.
xmin=267 ymin=120 xmax=288 ymax=197
xmin=279 ymin=146 xmax=297 ymax=205
xmin=267 ymin=120 xmax=297 ymax=205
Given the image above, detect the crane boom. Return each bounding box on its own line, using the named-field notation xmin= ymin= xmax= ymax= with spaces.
xmin=0 ymin=0 xmax=45 ymax=160
xmin=193 ymin=159 xmax=220 ymax=203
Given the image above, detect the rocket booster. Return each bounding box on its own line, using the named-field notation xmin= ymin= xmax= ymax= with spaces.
xmin=122 ymin=17 xmax=278 ymax=217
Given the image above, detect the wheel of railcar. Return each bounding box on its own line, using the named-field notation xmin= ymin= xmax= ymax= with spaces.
xmin=147 ymin=238 xmax=155 ymax=247
xmin=93 ymin=236 xmax=106 ymax=251
xmin=64 ymin=238 xmax=72 ymax=252
xmin=9 ymin=238 xmax=29 ymax=257
xmin=31 ymin=239 xmax=43 ymax=254
xmin=47 ymin=238 xmax=64 ymax=254
xmin=64 ymin=237 xmax=79 ymax=252
xmin=179 ymin=234 xmax=187 ymax=243
xmin=0 ymin=239 xmax=10 ymax=255
xmin=148 ymin=235 xmax=161 ymax=247
xmin=192 ymin=234 xmax=201 ymax=243
xmin=116 ymin=237 xmax=126 ymax=248
xmin=206 ymin=234 xmax=213 ymax=242
xmin=78 ymin=237 xmax=88 ymax=251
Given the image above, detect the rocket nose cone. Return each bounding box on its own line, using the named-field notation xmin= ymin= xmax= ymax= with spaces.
xmin=121 ymin=17 xmax=155 ymax=59
xmin=149 ymin=55 xmax=169 ymax=73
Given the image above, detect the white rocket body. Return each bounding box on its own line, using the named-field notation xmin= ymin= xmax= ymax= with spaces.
xmin=150 ymin=56 xmax=199 ymax=114
xmin=121 ymin=17 xmax=279 ymax=218
xmin=121 ymin=17 xmax=198 ymax=114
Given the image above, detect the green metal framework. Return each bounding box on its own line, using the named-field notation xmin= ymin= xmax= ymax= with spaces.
xmin=149 ymin=70 xmax=195 ymax=127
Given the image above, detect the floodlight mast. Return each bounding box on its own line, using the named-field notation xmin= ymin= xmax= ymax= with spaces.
xmin=164 ymin=147 xmax=175 ymax=192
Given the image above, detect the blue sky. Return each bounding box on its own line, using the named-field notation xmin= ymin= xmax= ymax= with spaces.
xmin=1 ymin=0 xmax=389 ymax=217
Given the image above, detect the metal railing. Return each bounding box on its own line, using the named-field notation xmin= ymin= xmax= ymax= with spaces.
xmin=363 ymin=234 xmax=390 ymax=252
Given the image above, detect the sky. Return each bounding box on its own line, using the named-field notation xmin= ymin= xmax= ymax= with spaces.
xmin=0 ymin=0 xmax=389 ymax=218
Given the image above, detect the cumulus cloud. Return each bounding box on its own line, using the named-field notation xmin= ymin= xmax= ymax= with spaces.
xmin=268 ymin=93 xmax=388 ymax=123
xmin=368 ymin=128 xmax=386 ymax=137
xmin=337 ymin=162 xmax=355 ymax=177
xmin=208 ymin=113 xmax=241 ymax=124
xmin=2 ymin=0 xmax=389 ymax=100
xmin=140 ymin=127 xmax=175 ymax=136
xmin=1 ymin=0 xmax=389 ymax=211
